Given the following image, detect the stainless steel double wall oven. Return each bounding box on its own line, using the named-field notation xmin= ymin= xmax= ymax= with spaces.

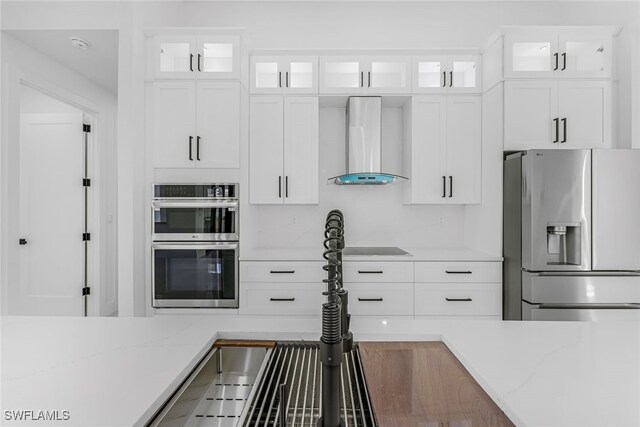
xmin=152 ymin=184 xmax=239 ymax=308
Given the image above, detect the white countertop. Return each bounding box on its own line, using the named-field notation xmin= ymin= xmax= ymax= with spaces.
xmin=1 ymin=316 xmax=638 ymax=427
xmin=240 ymin=247 xmax=503 ymax=262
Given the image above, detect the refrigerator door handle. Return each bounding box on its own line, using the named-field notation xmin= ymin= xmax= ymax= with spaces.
xmin=537 ymin=303 xmax=640 ymax=310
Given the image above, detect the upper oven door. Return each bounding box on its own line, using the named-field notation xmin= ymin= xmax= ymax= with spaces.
xmin=152 ymin=242 xmax=238 ymax=308
xmin=152 ymin=200 xmax=239 ymax=241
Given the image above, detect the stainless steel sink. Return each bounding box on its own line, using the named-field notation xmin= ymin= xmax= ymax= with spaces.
xmin=148 ymin=343 xmax=376 ymax=427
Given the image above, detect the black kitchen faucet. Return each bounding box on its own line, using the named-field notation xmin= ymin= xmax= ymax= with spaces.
xmin=318 ymin=209 xmax=352 ymax=427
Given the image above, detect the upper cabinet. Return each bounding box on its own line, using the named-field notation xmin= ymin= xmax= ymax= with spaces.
xmin=405 ymin=96 xmax=481 ymax=204
xmin=250 ymin=56 xmax=318 ymax=94
xmin=504 ymin=29 xmax=613 ymax=79
xmin=319 ymin=56 xmax=412 ymax=94
xmin=152 ymin=35 xmax=241 ymax=80
xmin=152 ymin=81 xmax=240 ymax=168
xmin=504 ymin=80 xmax=611 ymax=150
xmin=412 ymin=55 xmax=482 ymax=94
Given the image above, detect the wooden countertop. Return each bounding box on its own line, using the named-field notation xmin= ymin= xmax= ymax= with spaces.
xmin=359 ymin=342 xmax=514 ymax=427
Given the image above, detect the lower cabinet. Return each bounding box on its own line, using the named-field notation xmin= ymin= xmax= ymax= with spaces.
xmin=414 ymin=283 xmax=501 ymax=317
xmin=240 ymin=282 xmax=324 ymax=316
xmin=345 ymin=282 xmax=413 ymax=316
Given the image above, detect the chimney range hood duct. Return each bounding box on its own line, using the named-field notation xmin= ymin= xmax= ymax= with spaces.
xmin=329 ymin=96 xmax=408 ymax=185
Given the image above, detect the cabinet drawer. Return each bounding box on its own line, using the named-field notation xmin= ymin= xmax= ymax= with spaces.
xmin=415 ymin=283 xmax=501 ymax=316
xmin=415 ymin=262 xmax=501 ymax=283
xmin=240 ymin=283 xmax=323 ymax=316
xmin=342 ymin=262 xmax=413 ymax=283
xmin=240 ymin=261 xmax=325 ymax=283
xmin=345 ymin=283 xmax=413 ymax=316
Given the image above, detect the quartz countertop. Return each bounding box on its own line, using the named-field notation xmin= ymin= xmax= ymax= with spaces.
xmin=1 ymin=316 xmax=638 ymax=426
xmin=240 ymin=247 xmax=503 ymax=262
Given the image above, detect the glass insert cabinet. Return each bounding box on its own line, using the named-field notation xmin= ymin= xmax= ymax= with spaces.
xmin=153 ymin=35 xmax=240 ymax=80
xmin=250 ymin=56 xmax=319 ymax=94
xmin=412 ymin=55 xmax=481 ymax=93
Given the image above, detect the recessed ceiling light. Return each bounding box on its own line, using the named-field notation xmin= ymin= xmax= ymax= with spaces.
xmin=70 ymin=37 xmax=91 ymax=50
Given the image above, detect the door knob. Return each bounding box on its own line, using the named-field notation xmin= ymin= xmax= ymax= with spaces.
xmin=19 ymin=239 xmax=27 ymax=245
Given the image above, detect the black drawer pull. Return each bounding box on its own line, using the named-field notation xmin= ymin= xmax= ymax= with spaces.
xmin=358 ymin=270 xmax=383 ymax=274
xmin=270 ymin=270 xmax=295 ymax=274
xmin=358 ymin=298 xmax=383 ymax=302
xmin=445 ymin=271 xmax=472 ymax=274
xmin=445 ymin=297 xmax=472 ymax=302
xmin=270 ymin=297 xmax=295 ymax=302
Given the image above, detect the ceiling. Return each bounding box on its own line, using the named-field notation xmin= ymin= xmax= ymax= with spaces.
xmin=5 ymin=29 xmax=119 ymax=94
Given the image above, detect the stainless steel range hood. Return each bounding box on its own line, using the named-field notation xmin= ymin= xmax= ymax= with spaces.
xmin=329 ymin=97 xmax=407 ymax=185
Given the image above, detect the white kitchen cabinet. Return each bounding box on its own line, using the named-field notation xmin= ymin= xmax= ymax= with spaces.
xmin=240 ymin=282 xmax=323 ymax=316
xmin=504 ymin=80 xmax=611 ymax=150
xmin=249 ymin=96 xmax=319 ymax=204
xmin=413 ymin=55 xmax=481 ymax=94
xmin=152 ymin=81 xmax=240 ymax=168
xmin=319 ymin=56 xmax=411 ymax=94
xmin=345 ymin=283 xmax=414 ymax=316
xmin=250 ymin=56 xmax=318 ymax=94
xmin=406 ymin=95 xmax=481 ymax=204
xmin=342 ymin=261 xmax=413 ymax=283
xmin=240 ymin=261 xmax=325 ymax=283
xmin=414 ymin=261 xmax=502 ymax=318
xmin=504 ymin=30 xmax=612 ymax=79
xmin=153 ymin=35 xmax=240 ymax=80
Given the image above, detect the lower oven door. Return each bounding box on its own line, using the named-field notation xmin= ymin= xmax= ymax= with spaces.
xmin=152 ymin=242 xmax=238 ymax=308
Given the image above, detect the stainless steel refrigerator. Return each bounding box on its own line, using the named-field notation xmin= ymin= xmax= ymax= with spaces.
xmin=503 ymin=149 xmax=640 ymax=321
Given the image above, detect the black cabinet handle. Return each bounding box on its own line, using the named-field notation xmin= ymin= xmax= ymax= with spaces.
xmin=285 ymin=71 xmax=289 ymax=88
xmin=190 ymin=53 xmax=194 ymax=72
xmin=19 ymin=238 xmax=27 ymax=245
xmin=449 ymin=176 xmax=453 ymax=198
xmin=561 ymin=52 xmax=566 ymax=71
xmin=368 ymin=71 xmax=371 ymax=88
xmin=445 ymin=297 xmax=473 ymax=302
xmin=561 ymin=118 xmax=567 ymax=143
xmin=270 ymin=270 xmax=295 ymax=274
xmin=358 ymin=298 xmax=383 ymax=302
xmin=197 ymin=54 xmax=202 ymax=72
xmin=278 ymin=176 xmax=282 ymax=198
xmin=554 ymin=52 xmax=559 ymax=71
xmin=358 ymin=270 xmax=383 ymax=274
xmin=360 ymin=71 xmax=364 ymax=88
xmin=445 ymin=270 xmax=472 ymax=274
xmin=196 ymin=136 xmax=201 ymax=160
xmin=270 ymin=297 xmax=295 ymax=302
xmin=442 ymin=71 xmax=446 ymax=87
xmin=285 ymin=176 xmax=289 ymax=198
xmin=449 ymin=71 xmax=453 ymax=87
xmin=278 ymin=72 xmax=282 ymax=88
xmin=188 ymin=136 xmax=193 ymax=160
xmin=442 ymin=176 xmax=446 ymax=197
xmin=553 ymin=118 xmax=559 ymax=143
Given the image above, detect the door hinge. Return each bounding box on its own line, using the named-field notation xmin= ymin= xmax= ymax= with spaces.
xmin=82 ymin=233 xmax=91 ymax=241
xmin=82 ymin=287 xmax=91 ymax=296
xmin=83 ymin=124 xmax=91 ymax=133
xmin=82 ymin=178 xmax=91 ymax=187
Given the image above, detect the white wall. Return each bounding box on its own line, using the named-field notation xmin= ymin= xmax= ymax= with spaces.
xmin=0 ymin=33 xmax=118 ymax=316
xmin=2 ymin=0 xmax=639 ymax=316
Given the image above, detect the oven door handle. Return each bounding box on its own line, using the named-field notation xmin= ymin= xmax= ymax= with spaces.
xmin=152 ymin=200 xmax=239 ymax=209
xmin=152 ymin=242 xmax=238 ymax=251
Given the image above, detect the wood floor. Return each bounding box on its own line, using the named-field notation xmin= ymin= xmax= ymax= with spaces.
xmin=359 ymin=342 xmax=514 ymax=427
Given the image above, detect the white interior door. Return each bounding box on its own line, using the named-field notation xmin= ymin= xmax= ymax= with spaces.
xmin=17 ymin=113 xmax=85 ymax=316
xmin=445 ymin=96 xmax=482 ymax=204
xmin=284 ymin=96 xmax=319 ymax=204
xmin=504 ymin=80 xmax=558 ymax=150
xmin=196 ymin=81 xmax=240 ymax=168
xmin=249 ymin=96 xmax=284 ymax=204
xmin=410 ymin=96 xmax=447 ymax=203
